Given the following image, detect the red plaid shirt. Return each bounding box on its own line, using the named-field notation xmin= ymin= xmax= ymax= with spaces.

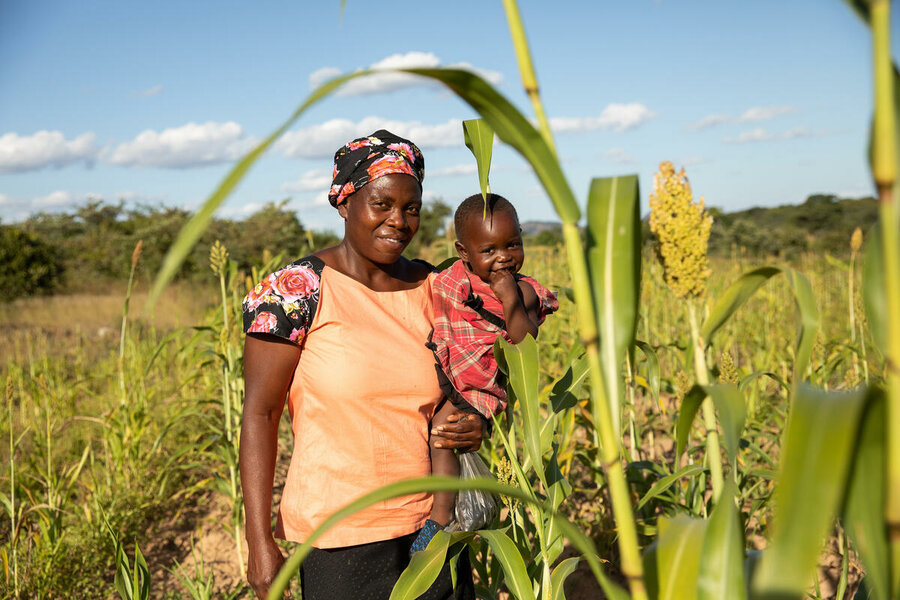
xmin=430 ymin=259 xmax=559 ymax=418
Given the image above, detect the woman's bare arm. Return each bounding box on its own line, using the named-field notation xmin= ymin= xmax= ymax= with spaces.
xmin=241 ymin=333 xmax=300 ymax=599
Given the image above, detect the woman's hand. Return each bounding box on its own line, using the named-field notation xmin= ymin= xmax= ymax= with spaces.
xmin=247 ymin=535 xmax=286 ymax=599
xmin=431 ymin=411 xmax=484 ymax=451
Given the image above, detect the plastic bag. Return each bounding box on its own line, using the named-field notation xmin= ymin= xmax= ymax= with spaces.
xmin=454 ymin=452 xmax=500 ymax=531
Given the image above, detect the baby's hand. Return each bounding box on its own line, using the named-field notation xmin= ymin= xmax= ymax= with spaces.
xmin=488 ymin=269 xmax=518 ymax=304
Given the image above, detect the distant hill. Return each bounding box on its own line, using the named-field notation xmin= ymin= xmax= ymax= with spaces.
xmin=706 ymin=194 xmax=878 ymax=257
xmin=521 ymin=195 xmax=879 ymax=257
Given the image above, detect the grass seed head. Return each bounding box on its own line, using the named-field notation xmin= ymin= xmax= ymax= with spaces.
xmin=850 ymin=227 xmax=863 ymax=254
xmin=649 ymin=161 xmax=713 ymax=299
xmin=130 ymin=240 xmax=143 ymax=270
xmin=209 ymin=241 xmax=229 ymax=276
xmin=719 ymin=351 xmax=738 ymax=384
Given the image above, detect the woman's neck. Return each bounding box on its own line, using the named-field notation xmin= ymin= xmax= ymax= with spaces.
xmin=316 ymin=243 xmax=426 ymax=292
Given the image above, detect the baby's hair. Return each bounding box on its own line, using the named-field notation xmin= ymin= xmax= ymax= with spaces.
xmin=454 ymin=193 xmax=519 ymax=242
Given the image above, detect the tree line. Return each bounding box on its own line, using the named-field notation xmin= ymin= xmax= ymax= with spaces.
xmin=0 ymin=194 xmax=878 ymax=301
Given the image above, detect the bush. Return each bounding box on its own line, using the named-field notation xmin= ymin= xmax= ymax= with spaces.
xmin=0 ymin=225 xmax=64 ymax=301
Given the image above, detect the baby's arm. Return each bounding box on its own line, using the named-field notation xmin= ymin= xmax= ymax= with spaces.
xmin=490 ymin=271 xmax=541 ymax=343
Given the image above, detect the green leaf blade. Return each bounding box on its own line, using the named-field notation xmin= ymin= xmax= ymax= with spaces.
xmin=462 ymin=119 xmax=495 ymax=203
xmin=389 ymin=531 xmax=451 ymax=600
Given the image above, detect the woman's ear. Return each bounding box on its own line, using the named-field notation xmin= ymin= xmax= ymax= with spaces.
xmin=455 ymin=241 xmax=469 ymax=261
xmin=337 ymin=200 xmax=349 ymax=220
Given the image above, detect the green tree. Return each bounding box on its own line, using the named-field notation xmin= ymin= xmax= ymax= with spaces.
xmin=404 ymin=198 xmax=451 ymax=257
xmin=0 ymin=225 xmax=64 ymax=301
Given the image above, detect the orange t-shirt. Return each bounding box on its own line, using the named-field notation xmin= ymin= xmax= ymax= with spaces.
xmin=274 ymin=266 xmax=441 ymax=548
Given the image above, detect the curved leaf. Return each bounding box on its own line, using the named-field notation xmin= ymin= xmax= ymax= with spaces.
xmin=782 ymin=268 xmax=820 ymax=382
xmin=407 ymin=68 xmax=579 ymax=224
xmin=147 ymin=70 xmax=363 ymax=306
xmin=389 ymin=530 xmax=451 ymax=600
xmin=498 ymin=335 xmax=545 ymax=484
xmin=752 ymin=385 xmax=868 ymax=597
xmin=479 ymin=530 xmax=536 ymax=600
xmin=550 ymin=557 xmax=579 ymax=600
xmin=697 ymin=481 xmax=746 ymax=600
xmin=738 ymin=371 xmax=788 ymax=393
xmin=675 ymin=385 xmax=706 ymax=462
xmin=636 ymin=464 xmax=705 ymax=511
xmin=587 ymin=174 xmax=642 ymax=434
xmin=843 ymin=388 xmax=889 ymax=600
xmin=706 ymin=384 xmax=746 ymax=469
xmin=700 ymin=266 xmax=781 ymax=346
xmin=151 ymin=66 xmax=580 ymax=306
xmin=654 ymin=516 xmax=708 ymax=600
xmin=675 ymin=384 xmax=745 ymax=469
xmin=462 ymin=119 xmax=494 ymax=203
xmin=549 ymin=353 xmax=588 ymax=414
xmin=863 ymin=224 xmax=889 ymax=355
xmin=699 ymin=266 xmax=818 ymax=383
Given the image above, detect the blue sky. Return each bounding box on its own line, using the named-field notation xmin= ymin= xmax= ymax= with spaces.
xmin=0 ymin=1 xmax=896 ymax=232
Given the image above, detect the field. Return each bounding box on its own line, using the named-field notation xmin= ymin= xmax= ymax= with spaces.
xmin=0 ymin=238 xmax=875 ymax=599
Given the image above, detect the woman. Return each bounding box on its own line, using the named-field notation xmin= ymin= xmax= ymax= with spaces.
xmin=240 ymin=130 xmax=482 ymax=599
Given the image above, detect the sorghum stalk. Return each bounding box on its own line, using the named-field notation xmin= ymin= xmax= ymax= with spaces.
xmin=564 ymin=224 xmax=648 ymax=600
xmin=687 ymin=301 xmax=724 ymax=501
xmin=649 ymin=162 xmax=722 ymax=501
xmin=501 ymin=2 xmax=647 ymax=595
xmin=501 ymin=0 xmax=556 ymax=157
xmin=871 ymin=0 xmax=900 ymax=588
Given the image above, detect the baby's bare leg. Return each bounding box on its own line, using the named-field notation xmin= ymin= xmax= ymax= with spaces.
xmin=430 ymin=400 xmax=460 ymax=526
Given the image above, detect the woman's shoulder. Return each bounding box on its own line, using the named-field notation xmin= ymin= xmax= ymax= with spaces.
xmin=242 ymin=254 xmax=326 ymax=345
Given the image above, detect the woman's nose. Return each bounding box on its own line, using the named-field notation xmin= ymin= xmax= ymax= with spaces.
xmin=386 ymin=208 xmax=408 ymax=228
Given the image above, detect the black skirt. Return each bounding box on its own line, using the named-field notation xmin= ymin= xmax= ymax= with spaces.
xmin=300 ymin=532 xmax=475 ymax=600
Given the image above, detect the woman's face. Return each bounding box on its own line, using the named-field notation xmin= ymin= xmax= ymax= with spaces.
xmin=338 ymin=173 xmax=422 ymax=265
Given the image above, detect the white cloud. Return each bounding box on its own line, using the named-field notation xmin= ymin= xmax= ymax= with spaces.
xmin=0 ymin=193 xmax=13 ymax=206
xmin=136 ymin=84 xmax=163 ymax=97
xmin=218 ymin=202 xmax=265 ymax=218
xmin=0 ymin=130 xmax=99 ymax=173
xmin=281 ymin=168 xmax=333 ymax=193
xmin=602 ymin=147 xmax=637 ymax=164
xmin=277 ymin=116 xmax=463 ymax=159
xmin=681 ymin=156 xmax=708 ymax=166
xmin=687 ymin=105 xmax=800 ymax=132
xmin=724 ymin=126 xmax=821 ymax=144
xmin=33 ymin=190 xmax=83 ymax=208
xmin=431 ymin=163 xmax=478 ymax=177
xmin=686 ymin=114 xmax=731 ymax=131
xmin=310 ymin=51 xmax=503 ymax=97
xmin=738 ymin=105 xmax=798 ymax=122
xmin=308 ymin=67 xmax=343 ymax=89
xmin=107 ymin=121 xmax=257 ymax=168
xmin=782 ymin=127 xmax=814 ymax=139
xmin=724 ymin=128 xmax=776 ymax=143
xmin=550 ymin=103 xmax=656 ymax=133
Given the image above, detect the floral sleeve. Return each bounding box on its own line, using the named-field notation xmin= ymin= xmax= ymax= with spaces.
xmin=242 ymin=256 xmax=324 ymax=346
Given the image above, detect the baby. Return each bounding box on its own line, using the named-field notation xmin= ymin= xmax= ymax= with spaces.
xmin=412 ymin=193 xmax=558 ymax=552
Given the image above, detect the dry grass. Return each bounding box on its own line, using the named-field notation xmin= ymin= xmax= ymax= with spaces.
xmin=0 ymin=282 xmax=214 ymax=367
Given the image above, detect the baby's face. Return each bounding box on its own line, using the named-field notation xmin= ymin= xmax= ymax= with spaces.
xmin=456 ymin=209 xmax=525 ymax=283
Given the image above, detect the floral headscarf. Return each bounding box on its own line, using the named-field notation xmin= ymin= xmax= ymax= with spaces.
xmin=327 ymin=129 xmax=425 ymax=207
